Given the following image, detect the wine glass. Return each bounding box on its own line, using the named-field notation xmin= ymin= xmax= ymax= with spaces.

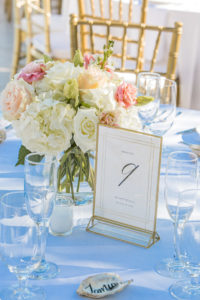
xmin=169 ymin=189 xmax=200 ymax=299
xmin=24 ymin=153 xmax=58 ymax=280
xmin=147 ymin=77 xmax=177 ymax=136
xmin=0 ymin=191 xmax=45 ymax=300
xmin=155 ymin=151 xmax=198 ymax=278
xmin=137 ymin=72 xmax=161 ymax=130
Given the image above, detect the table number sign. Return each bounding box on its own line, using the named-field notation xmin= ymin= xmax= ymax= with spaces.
xmin=87 ymin=124 xmax=162 ymax=248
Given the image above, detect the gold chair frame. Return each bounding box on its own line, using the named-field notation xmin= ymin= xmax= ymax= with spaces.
xmin=70 ymin=14 xmax=182 ymax=81
xmin=77 ymin=0 xmax=149 ymax=70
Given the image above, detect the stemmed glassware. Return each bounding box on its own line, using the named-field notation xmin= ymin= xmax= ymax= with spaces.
xmin=0 ymin=191 xmax=45 ymax=299
xmin=155 ymin=151 xmax=198 ymax=278
xmin=137 ymin=72 xmax=161 ymax=130
xmin=147 ymin=77 xmax=177 ymax=136
xmin=169 ymin=189 xmax=200 ymax=299
xmin=24 ymin=153 xmax=58 ymax=280
xmin=137 ymin=72 xmax=177 ymax=138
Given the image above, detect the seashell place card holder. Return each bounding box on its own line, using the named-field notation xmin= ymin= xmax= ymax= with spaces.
xmin=87 ymin=125 xmax=162 ymax=248
xmin=77 ymin=273 xmax=133 ymax=298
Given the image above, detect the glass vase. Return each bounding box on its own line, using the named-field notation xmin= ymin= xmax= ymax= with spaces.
xmin=57 ymin=146 xmax=95 ymax=226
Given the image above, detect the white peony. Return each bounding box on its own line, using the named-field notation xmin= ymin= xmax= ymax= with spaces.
xmin=13 ymin=99 xmax=75 ymax=155
xmin=117 ymin=106 xmax=142 ymax=131
xmin=73 ymin=108 xmax=99 ymax=153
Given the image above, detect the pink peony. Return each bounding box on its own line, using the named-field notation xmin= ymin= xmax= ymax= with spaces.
xmin=115 ymin=82 xmax=137 ymax=108
xmin=84 ymin=54 xmax=95 ymax=69
xmin=100 ymin=111 xmax=119 ymax=127
xmin=0 ymin=79 xmax=33 ymax=121
xmin=17 ymin=61 xmax=46 ymax=84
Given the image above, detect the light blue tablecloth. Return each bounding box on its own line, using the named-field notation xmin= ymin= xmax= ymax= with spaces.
xmin=0 ymin=108 xmax=199 ymax=299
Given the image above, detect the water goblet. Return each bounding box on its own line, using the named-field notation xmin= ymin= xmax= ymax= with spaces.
xmin=137 ymin=72 xmax=161 ymax=130
xmin=169 ymin=190 xmax=200 ymax=299
xmin=147 ymin=77 xmax=177 ymax=136
xmin=155 ymin=151 xmax=198 ymax=278
xmin=0 ymin=191 xmax=45 ymax=300
xmin=24 ymin=153 xmax=58 ymax=280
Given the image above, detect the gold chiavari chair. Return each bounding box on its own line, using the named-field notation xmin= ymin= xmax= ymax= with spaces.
xmin=4 ymin=0 xmax=12 ymax=22
xmin=25 ymin=0 xmax=69 ymax=63
xmin=11 ymin=0 xmax=67 ymax=77
xmin=51 ymin=0 xmax=62 ymax=14
xmin=77 ymin=0 xmax=149 ymax=70
xmin=70 ymin=14 xmax=182 ymax=81
xmin=12 ymin=0 xmax=28 ymax=77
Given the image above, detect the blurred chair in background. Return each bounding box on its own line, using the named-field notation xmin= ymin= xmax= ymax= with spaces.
xmin=77 ymin=0 xmax=149 ymax=70
xmin=4 ymin=0 xmax=12 ymax=22
xmin=11 ymin=0 xmax=67 ymax=77
xmin=70 ymin=14 xmax=182 ymax=81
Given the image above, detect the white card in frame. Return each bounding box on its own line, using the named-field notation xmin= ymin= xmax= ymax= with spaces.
xmin=87 ymin=124 xmax=162 ymax=248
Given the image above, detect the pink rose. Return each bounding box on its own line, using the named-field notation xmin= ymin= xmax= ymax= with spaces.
xmin=78 ymin=66 xmax=107 ymax=89
xmin=0 ymin=79 xmax=33 ymax=121
xmin=100 ymin=111 xmax=119 ymax=127
xmin=115 ymin=82 xmax=137 ymax=108
xmin=18 ymin=61 xmax=46 ymax=84
xmin=84 ymin=54 xmax=95 ymax=69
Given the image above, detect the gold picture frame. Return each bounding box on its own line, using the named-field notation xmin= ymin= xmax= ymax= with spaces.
xmin=87 ymin=124 xmax=162 ymax=248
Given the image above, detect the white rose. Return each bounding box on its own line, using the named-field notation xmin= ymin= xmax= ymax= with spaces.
xmin=73 ymin=108 xmax=99 ymax=153
xmin=13 ymin=99 xmax=75 ymax=155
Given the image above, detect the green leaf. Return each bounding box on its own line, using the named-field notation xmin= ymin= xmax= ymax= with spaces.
xmin=15 ymin=145 xmax=31 ymax=166
xmin=136 ymin=96 xmax=154 ymax=106
xmin=73 ymin=49 xmax=84 ymax=67
xmin=43 ymin=54 xmax=53 ymax=63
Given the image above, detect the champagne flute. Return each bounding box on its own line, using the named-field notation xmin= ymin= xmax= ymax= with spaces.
xmin=24 ymin=153 xmax=58 ymax=280
xmin=0 ymin=191 xmax=45 ymax=299
xmin=155 ymin=151 xmax=198 ymax=278
xmin=137 ymin=72 xmax=161 ymax=130
xmin=170 ymin=190 xmax=200 ymax=299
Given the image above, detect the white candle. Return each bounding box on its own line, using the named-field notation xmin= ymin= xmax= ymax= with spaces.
xmin=49 ymin=204 xmax=73 ymax=236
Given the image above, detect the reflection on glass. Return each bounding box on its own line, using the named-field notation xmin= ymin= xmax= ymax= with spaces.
xmin=0 ymin=191 xmax=45 ymax=300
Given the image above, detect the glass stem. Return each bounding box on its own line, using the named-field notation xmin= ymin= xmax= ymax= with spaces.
xmin=173 ymin=220 xmax=184 ymax=261
xmin=17 ymin=275 xmax=28 ymax=291
xmin=37 ymin=221 xmax=47 ymax=261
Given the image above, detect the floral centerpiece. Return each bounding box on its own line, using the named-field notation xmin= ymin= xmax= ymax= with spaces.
xmin=0 ymin=41 xmax=143 ymax=200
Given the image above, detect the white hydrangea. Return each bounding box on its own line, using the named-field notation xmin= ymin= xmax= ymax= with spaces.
xmin=13 ymin=99 xmax=75 ymax=155
xmin=117 ymin=106 xmax=142 ymax=131
xmin=34 ymin=62 xmax=82 ymax=94
xmin=73 ymin=108 xmax=99 ymax=153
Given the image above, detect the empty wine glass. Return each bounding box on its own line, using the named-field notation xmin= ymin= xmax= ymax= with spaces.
xmin=24 ymin=153 xmax=58 ymax=280
xmin=147 ymin=77 xmax=176 ymax=136
xmin=137 ymin=72 xmax=161 ymax=130
xmin=170 ymin=190 xmax=200 ymax=299
xmin=0 ymin=191 xmax=45 ymax=300
xmin=155 ymin=151 xmax=198 ymax=278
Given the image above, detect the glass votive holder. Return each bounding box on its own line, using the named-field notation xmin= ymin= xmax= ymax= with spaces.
xmin=49 ymin=193 xmax=74 ymax=236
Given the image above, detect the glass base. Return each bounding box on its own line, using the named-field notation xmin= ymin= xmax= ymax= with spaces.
xmin=155 ymin=258 xmax=187 ymax=279
xmin=170 ymin=280 xmax=200 ymax=299
xmin=0 ymin=285 xmax=45 ymax=300
xmin=29 ymin=259 xmax=59 ymax=280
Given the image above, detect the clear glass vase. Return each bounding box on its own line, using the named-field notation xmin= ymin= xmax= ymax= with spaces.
xmin=57 ymin=146 xmax=95 ymax=227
